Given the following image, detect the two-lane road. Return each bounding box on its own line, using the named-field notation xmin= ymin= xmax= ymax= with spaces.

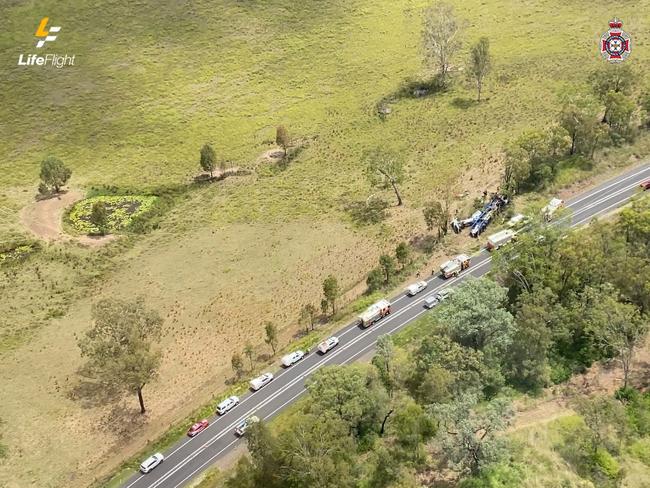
xmin=121 ymin=163 xmax=650 ymax=488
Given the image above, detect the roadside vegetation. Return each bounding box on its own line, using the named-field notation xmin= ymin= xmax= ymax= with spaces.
xmin=214 ymin=196 xmax=650 ymax=488
xmin=1 ymin=0 xmax=650 ymax=486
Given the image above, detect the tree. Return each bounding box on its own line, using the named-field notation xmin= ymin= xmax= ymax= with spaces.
xmin=322 ymin=275 xmax=340 ymax=315
xmin=437 ymin=278 xmax=515 ymax=354
xmin=77 ymin=298 xmax=162 ymax=414
xmin=395 ymin=241 xmax=410 ymax=269
xmin=243 ymin=342 xmax=255 ymax=371
xmin=574 ymin=395 xmax=626 ymax=455
xmin=199 ymin=143 xmax=217 ymax=178
xmin=306 ymin=365 xmax=388 ymax=437
xmin=604 ymin=91 xmax=636 ymax=142
xmin=506 ymin=288 xmax=555 ymax=391
xmin=408 ymin=333 xmax=491 ymax=403
xmin=379 ymin=254 xmax=397 ymax=283
xmin=276 ymin=126 xmax=290 ymax=157
xmin=279 ymin=412 xmax=357 ymax=488
xmin=245 ymin=420 xmax=282 ymax=488
xmin=502 ymin=143 xmax=530 ymax=194
xmin=422 ymin=2 xmax=462 ymax=86
xmin=372 ymin=335 xmax=397 ymax=397
xmin=468 ymin=37 xmax=491 ymax=101
xmin=366 ymin=268 xmax=385 ymax=293
xmin=89 ymin=201 xmax=109 ymax=235
xmin=423 ymin=201 xmax=447 ymax=239
xmin=39 ymin=156 xmax=71 ymax=193
xmin=264 ymin=321 xmax=279 ymax=355
xmin=231 ymin=353 xmax=245 ymax=379
xmin=320 ymin=298 xmax=329 ymax=316
xmin=300 ymin=303 xmax=318 ymax=332
xmin=558 ymin=94 xmax=599 ymax=155
xmin=589 ymin=63 xmax=635 ymax=101
xmin=583 ymin=284 xmax=648 ymax=388
xmin=364 ymin=148 xmax=406 ymax=206
xmin=390 ymin=399 xmax=436 ymax=459
xmin=433 ymin=393 xmax=513 ymax=476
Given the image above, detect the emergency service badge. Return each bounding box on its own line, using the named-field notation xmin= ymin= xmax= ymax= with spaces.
xmin=600 ymin=18 xmax=631 ymax=62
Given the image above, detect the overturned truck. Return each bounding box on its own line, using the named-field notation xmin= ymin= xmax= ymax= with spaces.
xmin=451 ymin=193 xmax=509 ymax=238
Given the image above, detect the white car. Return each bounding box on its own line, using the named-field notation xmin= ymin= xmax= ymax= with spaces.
xmin=406 ymin=281 xmax=428 ymax=296
xmin=281 ymin=350 xmax=305 ymax=367
xmin=250 ymin=372 xmax=274 ymax=391
xmin=216 ymin=395 xmax=240 ymax=415
xmin=318 ymin=336 xmax=339 ymax=354
xmin=234 ymin=415 xmax=260 ymax=436
xmin=140 ymin=453 xmax=164 ymax=474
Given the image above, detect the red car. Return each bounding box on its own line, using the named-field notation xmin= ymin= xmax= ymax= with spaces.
xmin=187 ymin=419 xmax=209 ymax=437
xmin=641 ymin=180 xmax=650 ymax=190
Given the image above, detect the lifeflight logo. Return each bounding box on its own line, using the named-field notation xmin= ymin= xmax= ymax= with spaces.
xmin=17 ymin=17 xmax=75 ymax=68
xmin=35 ymin=17 xmax=61 ymax=48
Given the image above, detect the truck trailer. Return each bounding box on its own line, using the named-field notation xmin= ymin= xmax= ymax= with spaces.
xmin=486 ymin=229 xmax=515 ymax=250
xmin=358 ymin=299 xmax=391 ymax=328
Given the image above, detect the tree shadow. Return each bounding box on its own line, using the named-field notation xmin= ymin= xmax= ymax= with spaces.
xmin=450 ymin=97 xmax=478 ymax=109
xmin=35 ymin=188 xmax=70 ymax=201
xmin=99 ymin=401 xmax=149 ymax=440
xmin=67 ymin=375 xmax=122 ymax=410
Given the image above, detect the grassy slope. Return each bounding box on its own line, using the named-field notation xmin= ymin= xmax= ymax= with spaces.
xmin=1 ymin=0 xmax=650 ymax=487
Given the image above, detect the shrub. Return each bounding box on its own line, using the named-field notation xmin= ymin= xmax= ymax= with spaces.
xmin=628 ymin=438 xmax=650 ymax=466
xmin=591 ymin=448 xmax=620 ymax=479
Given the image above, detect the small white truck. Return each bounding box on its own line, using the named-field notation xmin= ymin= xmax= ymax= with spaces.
xmin=318 ymin=336 xmax=339 ymax=354
xmin=358 ymin=299 xmax=392 ymax=328
xmin=486 ymin=229 xmax=516 ymax=251
xmin=439 ymin=254 xmax=471 ymax=279
xmin=542 ymin=198 xmax=564 ymax=222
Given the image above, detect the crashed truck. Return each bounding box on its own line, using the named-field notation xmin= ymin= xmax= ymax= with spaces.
xmin=439 ymin=254 xmax=471 ymax=279
xmin=451 ymin=193 xmax=509 ymax=237
xmin=358 ymin=299 xmax=391 ymax=328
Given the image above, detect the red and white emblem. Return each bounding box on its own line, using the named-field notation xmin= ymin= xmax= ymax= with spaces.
xmin=600 ymin=18 xmax=631 ymax=62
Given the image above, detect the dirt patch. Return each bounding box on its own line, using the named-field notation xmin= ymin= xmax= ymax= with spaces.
xmin=19 ymin=190 xmax=115 ymax=247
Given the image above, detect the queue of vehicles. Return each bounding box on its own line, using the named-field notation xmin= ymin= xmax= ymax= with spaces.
xmin=138 ymin=198 xmax=572 ymax=474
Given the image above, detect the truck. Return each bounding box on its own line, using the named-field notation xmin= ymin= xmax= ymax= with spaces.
xmin=439 ymin=254 xmax=471 ymax=278
xmin=249 ymin=372 xmax=274 ymax=391
xmin=318 ymin=336 xmax=339 ymax=354
xmin=542 ymin=197 xmax=564 ymax=222
xmin=357 ymin=299 xmax=391 ymax=328
xmin=486 ymin=229 xmax=515 ymax=250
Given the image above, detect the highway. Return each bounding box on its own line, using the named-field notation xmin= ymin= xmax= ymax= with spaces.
xmin=121 ymin=163 xmax=650 ymax=488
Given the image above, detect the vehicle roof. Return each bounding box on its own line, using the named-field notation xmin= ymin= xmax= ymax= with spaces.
xmin=488 ymin=229 xmax=514 ymax=239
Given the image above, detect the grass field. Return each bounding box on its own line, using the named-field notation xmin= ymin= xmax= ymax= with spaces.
xmin=1 ymin=0 xmax=649 ymax=486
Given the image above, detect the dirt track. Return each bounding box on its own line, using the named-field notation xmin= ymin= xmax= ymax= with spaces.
xmin=19 ymin=189 xmax=115 ymax=246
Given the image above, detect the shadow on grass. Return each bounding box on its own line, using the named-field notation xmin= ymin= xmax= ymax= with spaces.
xmin=376 ymin=75 xmax=447 ymax=119
xmin=67 ymin=376 xmax=123 ymax=410
xmin=450 ymin=97 xmax=478 ymax=109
